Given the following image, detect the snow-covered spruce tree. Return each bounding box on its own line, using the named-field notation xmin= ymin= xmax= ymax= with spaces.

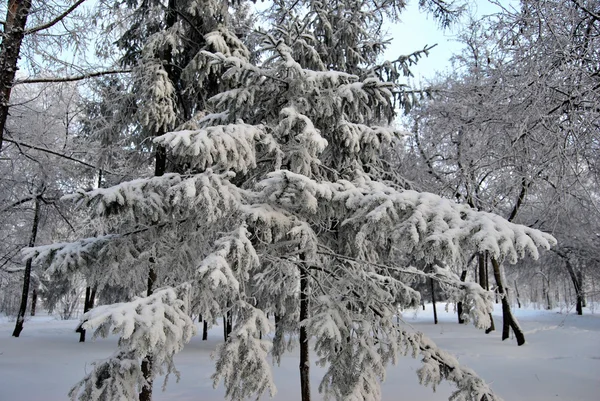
xmin=25 ymin=1 xmax=556 ymax=401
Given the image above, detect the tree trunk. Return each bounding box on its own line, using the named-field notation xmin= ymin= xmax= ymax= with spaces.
xmin=201 ymin=314 xmax=208 ymax=341
xmin=0 ymin=0 xmax=33 ymax=153
xmin=457 ymin=270 xmax=467 ymax=324
xmin=564 ymin=258 xmax=583 ymax=315
xmin=578 ymin=271 xmax=586 ymax=308
xmin=139 ymin=269 xmax=156 ymax=401
xmin=299 ymin=257 xmax=311 ymax=401
xmin=78 ymin=286 xmax=96 ymax=342
xmin=430 ymin=276 xmax=438 ymax=325
xmin=491 ymin=257 xmax=525 ymax=345
xmin=544 ymin=279 xmax=551 ymax=310
xmin=30 ymin=287 xmax=37 ymax=316
xmin=12 ymin=196 xmax=40 ymax=337
xmin=479 ymin=253 xmax=495 ymax=333
xmin=227 ymin=309 xmax=232 ymax=337
xmin=478 ymin=253 xmax=486 ymax=288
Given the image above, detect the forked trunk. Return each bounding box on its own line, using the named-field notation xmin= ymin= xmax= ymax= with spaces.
xmin=564 ymin=258 xmax=584 ymax=315
xmin=491 ymin=257 xmax=525 ymax=345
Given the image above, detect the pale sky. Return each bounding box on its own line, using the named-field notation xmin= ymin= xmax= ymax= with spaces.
xmin=385 ymin=0 xmax=517 ymax=83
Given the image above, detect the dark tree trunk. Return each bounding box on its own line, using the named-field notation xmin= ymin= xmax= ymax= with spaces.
xmin=578 ymin=271 xmax=586 ymax=308
xmin=139 ymin=122 xmax=167 ymax=401
xmin=457 ymin=270 xmax=467 ymax=324
xmin=30 ymin=287 xmax=37 ymax=316
xmin=78 ymin=286 xmax=96 ymax=342
xmin=478 ymin=253 xmax=486 ymax=288
xmin=139 ymin=244 xmax=159 ymax=401
xmin=479 ymin=253 xmax=495 ymax=333
xmin=430 ymin=277 xmax=438 ymax=325
xmin=543 ymin=278 xmax=551 ymax=310
xmin=491 ymin=257 xmax=525 ymax=345
xmin=13 ymin=197 xmax=40 ymax=337
xmin=227 ymin=309 xmax=232 ymax=337
xmin=564 ymin=258 xmax=584 ymax=315
xmin=139 ymin=270 xmax=157 ymax=401
xmin=299 ymin=257 xmax=311 ymax=401
xmin=0 ymin=0 xmax=33 ymax=153
xmin=484 ymin=252 xmax=490 ymax=290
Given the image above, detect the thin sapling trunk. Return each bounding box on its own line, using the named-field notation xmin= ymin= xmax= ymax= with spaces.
xmin=12 ymin=196 xmax=40 ymax=337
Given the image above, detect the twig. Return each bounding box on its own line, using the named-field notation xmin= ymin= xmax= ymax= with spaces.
xmin=2 ymin=138 xmax=116 ymax=175
xmin=24 ymin=0 xmax=88 ymax=35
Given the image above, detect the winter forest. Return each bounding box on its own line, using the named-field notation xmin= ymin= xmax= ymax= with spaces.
xmin=0 ymin=0 xmax=598 ymax=400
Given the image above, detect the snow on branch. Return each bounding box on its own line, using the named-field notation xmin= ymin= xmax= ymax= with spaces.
xmin=258 ymin=171 xmax=556 ymax=264
xmin=22 ymin=235 xmax=117 ymax=273
xmin=135 ymin=59 xmax=177 ymax=132
xmin=70 ymin=285 xmax=196 ymax=401
xmin=63 ymin=174 xmax=181 ymax=220
xmin=154 ymin=123 xmax=282 ymax=173
xmin=69 ymin=351 xmax=143 ymax=401
xmin=276 ymin=106 xmax=328 ymax=175
xmin=205 ymin=27 xmax=251 ymax=60
xmin=212 ymin=301 xmax=276 ymax=401
xmin=196 ymin=225 xmax=259 ymax=305
xmin=63 ymin=170 xmax=241 ymax=222
xmin=258 ymin=170 xmax=333 ymax=214
xmin=305 ymin=288 xmax=501 ymax=401
xmin=414 ymin=332 xmax=502 ymax=401
xmin=337 ymin=121 xmax=395 ymax=156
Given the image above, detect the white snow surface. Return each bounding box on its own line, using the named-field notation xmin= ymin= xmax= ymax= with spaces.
xmin=1 ymin=304 xmax=598 ymax=401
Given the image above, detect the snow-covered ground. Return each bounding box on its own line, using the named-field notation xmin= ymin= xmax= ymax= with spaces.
xmin=1 ymin=304 xmax=598 ymax=401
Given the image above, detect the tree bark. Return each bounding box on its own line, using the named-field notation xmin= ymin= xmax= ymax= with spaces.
xmin=578 ymin=271 xmax=586 ymax=308
xmin=299 ymin=256 xmax=311 ymax=401
xmin=78 ymin=285 xmax=96 ymax=342
xmin=30 ymin=287 xmax=37 ymax=316
xmin=430 ymin=276 xmax=438 ymax=325
xmin=139 ymin=268 xmax=156 ymax=401
xmin=564 ymin=258 xmax=584 ymax=315
xmin=12 ymin=196 xmax=40 ymax=337
xmin=202 ymin=320 xmax=208 ymax=341
xmin=0 ymin=0 xmax=33 ymax=153
xmin=491 ymin=257 xmax=525 ymax=345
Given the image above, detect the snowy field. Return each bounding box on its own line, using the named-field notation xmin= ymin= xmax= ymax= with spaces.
xmin=1 ymin=304 xmax=598 ymax=401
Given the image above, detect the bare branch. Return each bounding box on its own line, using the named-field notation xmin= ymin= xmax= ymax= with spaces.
xmin=570 ymin=0 xmax=600 ymax=21
xmin=24 ymin=0 xmax=88 ymax=35
xmin=13 ymin=69 xmax=132 ymax=85
xmin=0 ymin=193 xmax=42 ymax=213
xmin=3 ymin=138 xmax=116 ymax=175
